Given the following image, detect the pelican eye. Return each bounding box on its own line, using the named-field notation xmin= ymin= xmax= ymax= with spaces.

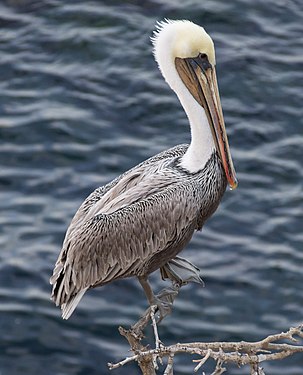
xmin=190 ymin=53 xmax=212 ymax=71
xmin=199 ymin=53 xmax=207 ymax=59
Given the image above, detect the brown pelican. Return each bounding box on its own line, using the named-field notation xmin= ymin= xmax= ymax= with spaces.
xmin=50 ymin=19 xmax=237 ymax=320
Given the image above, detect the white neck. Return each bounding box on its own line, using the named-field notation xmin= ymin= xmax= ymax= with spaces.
xmin=177 ymin=88 xmax=215 ymax=172
xmin=164 ymin=68 xmax=215 ymax=173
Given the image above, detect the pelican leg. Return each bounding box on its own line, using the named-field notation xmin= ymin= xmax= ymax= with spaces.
xmin=138 ymin=275 xmax=156 ymax=306
xmin=138 ymin=276 xmax=175 ymax=322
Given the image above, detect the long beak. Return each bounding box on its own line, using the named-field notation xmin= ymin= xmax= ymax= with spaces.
xmin=175 ymin=56 xmax=238 ymax=190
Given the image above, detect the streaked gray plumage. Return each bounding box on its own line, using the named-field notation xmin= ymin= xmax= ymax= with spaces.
xmin=50 ymin=145 xmax=226 ymax=318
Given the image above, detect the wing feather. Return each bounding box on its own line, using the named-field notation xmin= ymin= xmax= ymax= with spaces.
xmin=52 ymin=181 xmax=199 ymax=306
xmin=50 ymin=145 xmax=194 ymax=316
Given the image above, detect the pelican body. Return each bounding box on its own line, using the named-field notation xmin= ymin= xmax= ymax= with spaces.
xmin=50 ymin=20 xmax=237 ymax=320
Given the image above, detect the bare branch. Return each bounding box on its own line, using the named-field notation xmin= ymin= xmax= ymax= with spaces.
xmin=211 ymin=358 xmax=226 ymax=375
xmin=163 ymin=355 xmax=174 ymax=375
xmin=109 ymin=323 xmax=303 ymax=374
xmin=193 ymin=348 xmax=211 ymax=372
xmin=150 ymin=305 xmax=163 ymax=351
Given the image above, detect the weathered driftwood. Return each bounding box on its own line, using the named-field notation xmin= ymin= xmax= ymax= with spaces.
xmin=108 ymin=305 xmax=303 ymax=375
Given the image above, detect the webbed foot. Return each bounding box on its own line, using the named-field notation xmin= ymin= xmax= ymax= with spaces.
xmin=160 ymin=256 xmax=205 ymax=286
xmin=152 ymin=284 xmax=180 ymax=322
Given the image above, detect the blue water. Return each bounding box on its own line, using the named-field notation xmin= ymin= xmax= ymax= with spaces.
xmin=0 ymin=1 xmax=302 ymax=374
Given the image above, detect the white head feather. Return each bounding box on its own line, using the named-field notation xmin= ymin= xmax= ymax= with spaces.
xmin=152 ymin=19 xmax=215 ymax=92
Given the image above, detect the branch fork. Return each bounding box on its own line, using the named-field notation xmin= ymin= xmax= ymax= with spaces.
xmin=108 ymin=317 xmax=303 ymax=375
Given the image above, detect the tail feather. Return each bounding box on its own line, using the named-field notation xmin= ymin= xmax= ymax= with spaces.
xmin=50 ymin=263 xmax=88 ymax=320
xmin=61 ymin=288 xmax=88 ymax=320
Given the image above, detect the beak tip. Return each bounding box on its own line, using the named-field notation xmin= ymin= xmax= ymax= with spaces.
xmin=229 ymin=179 xmax=238 ymax=191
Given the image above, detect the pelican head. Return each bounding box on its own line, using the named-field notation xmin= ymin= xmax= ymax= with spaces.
xmin=152 ymin=19 xmax=237 ymax=190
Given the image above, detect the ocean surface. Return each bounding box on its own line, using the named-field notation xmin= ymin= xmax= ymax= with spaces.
xmin=0 ymin=1 xmax=302 ymax=374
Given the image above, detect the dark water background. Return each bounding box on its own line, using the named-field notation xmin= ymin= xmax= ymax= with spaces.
xmin=0 ymin=0 xmax=302 ymax=374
